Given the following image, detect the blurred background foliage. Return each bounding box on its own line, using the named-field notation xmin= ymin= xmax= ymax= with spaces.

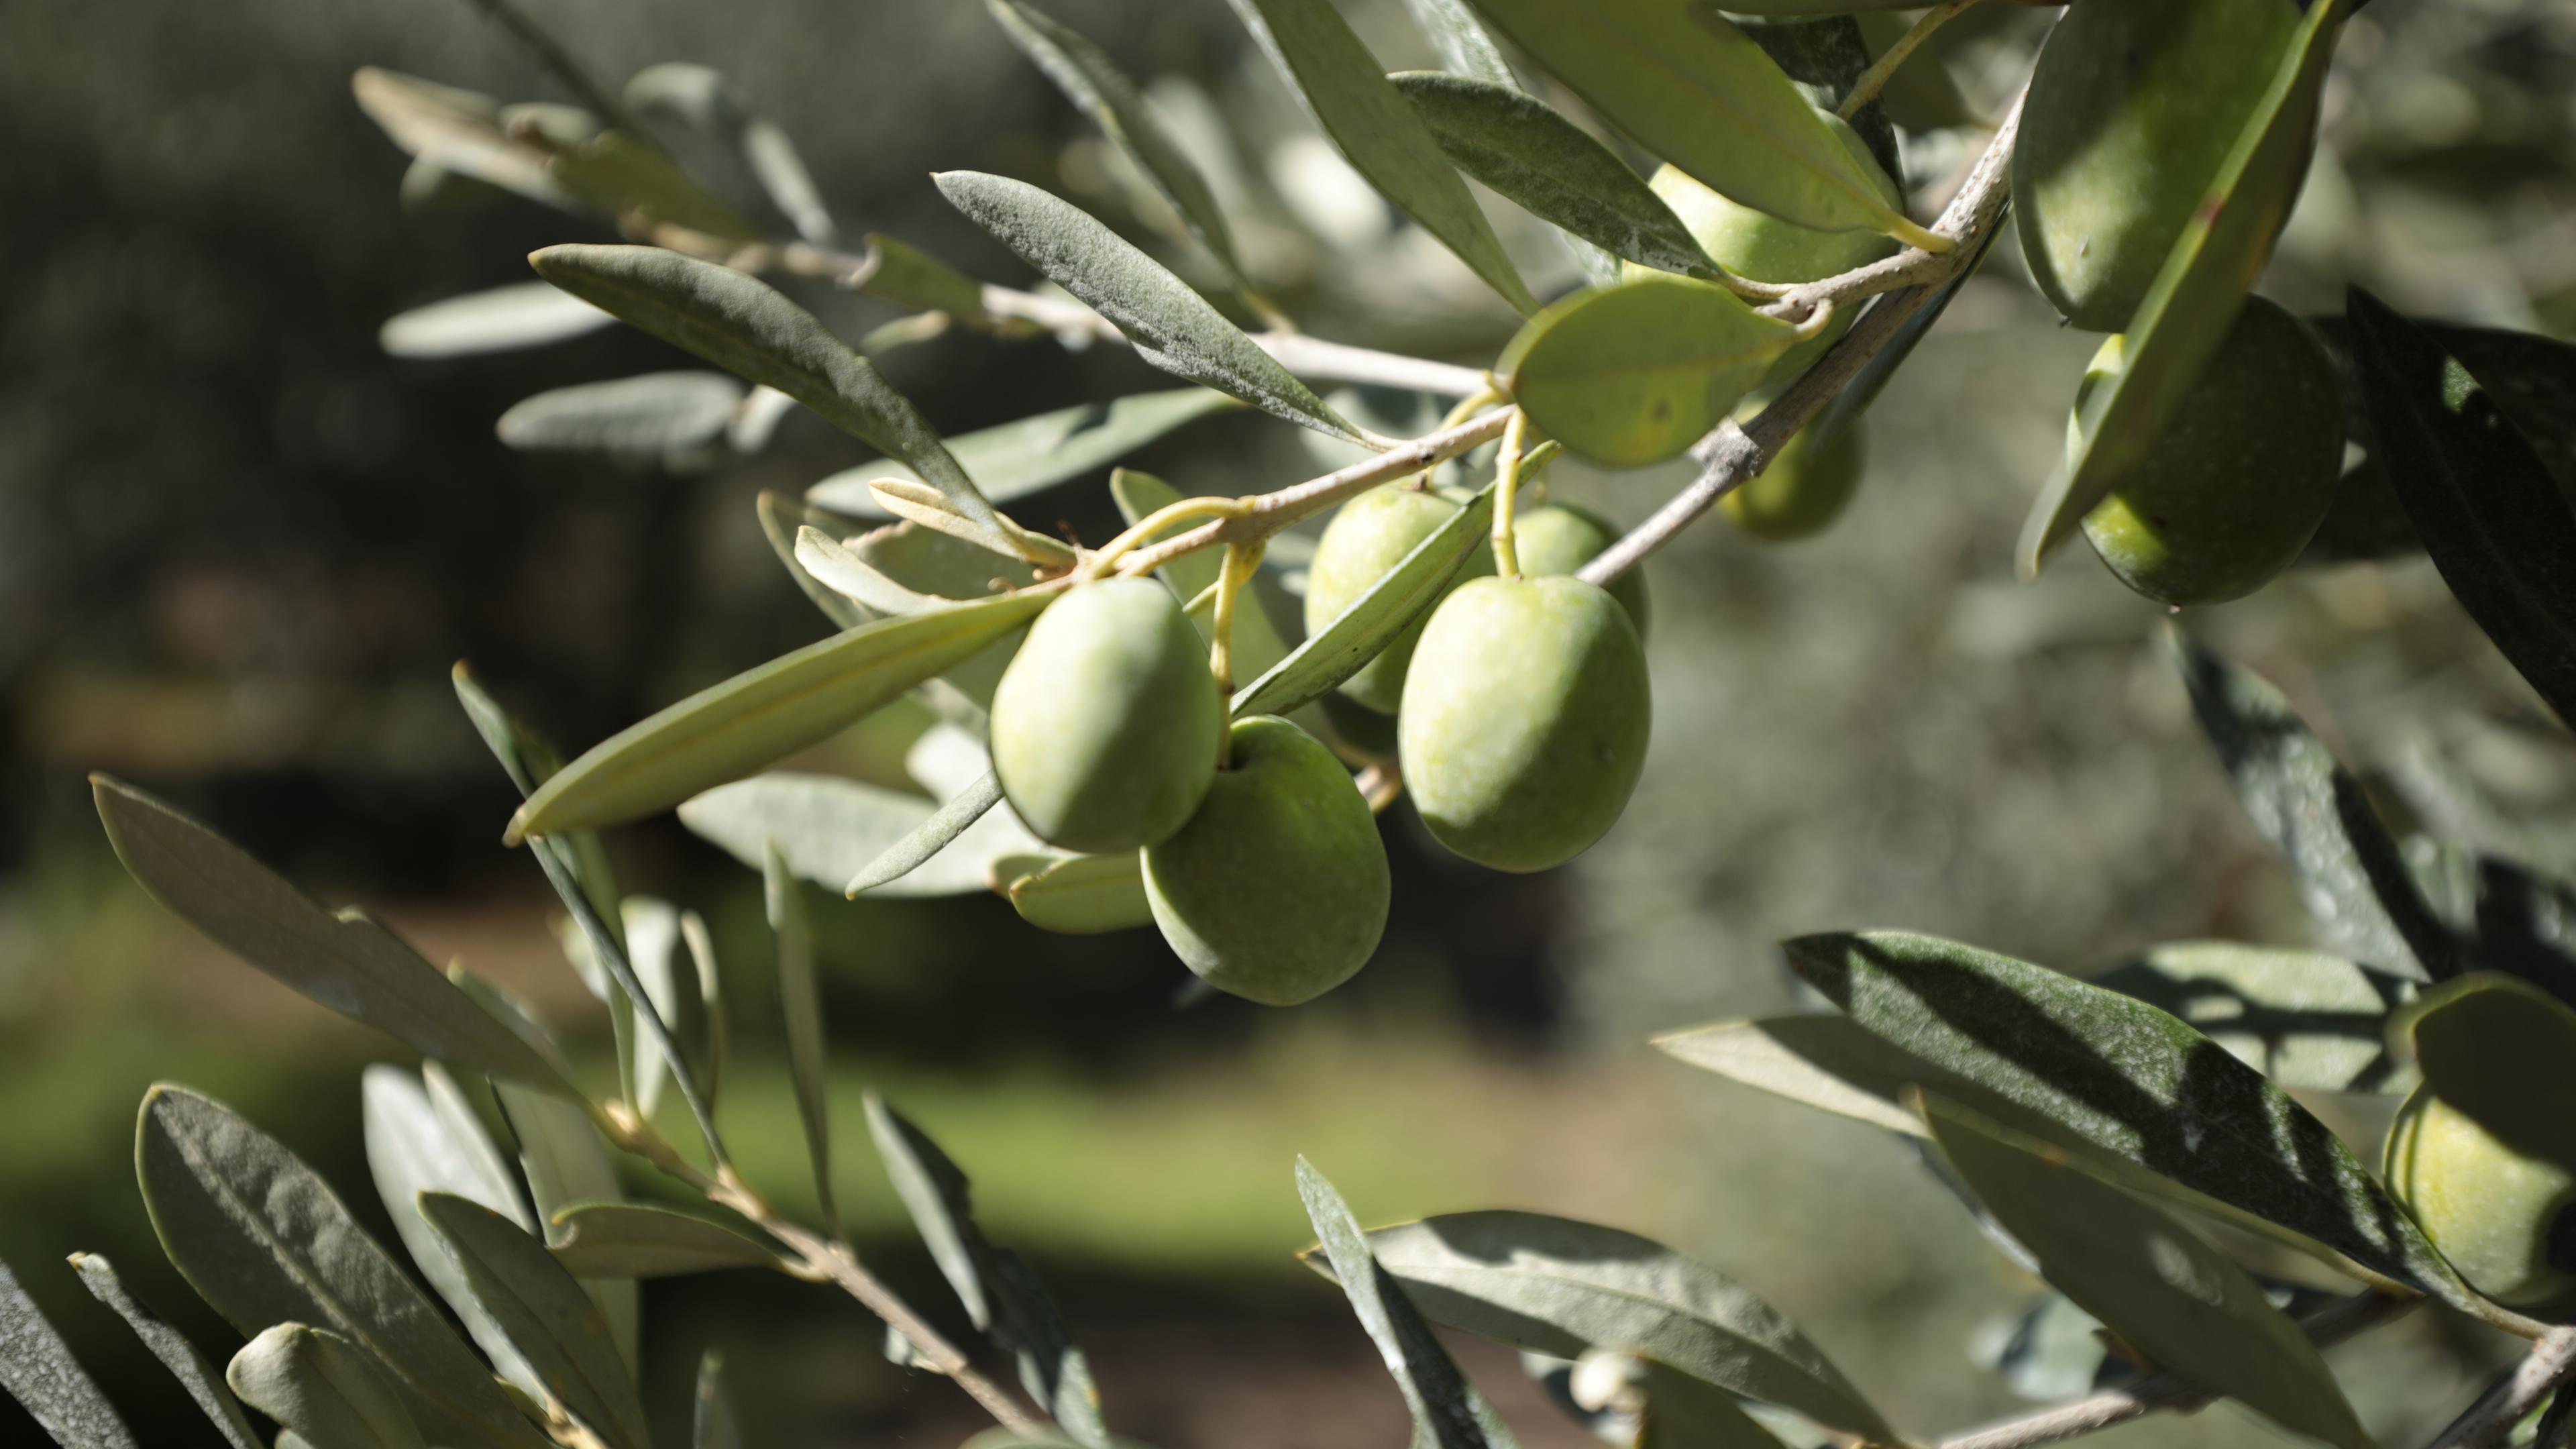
xmin=3 ymin=0 xmax=2573 ymax=1444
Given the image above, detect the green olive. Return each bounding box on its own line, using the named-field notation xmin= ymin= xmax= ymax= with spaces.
xmin=2078 ymin=297 xmax=2343 ymax=606
xmin=988 ymin=578 xmax=1222 ymax=853
xmin=2014 ymin=0 xmax=2304 ymax=331
xmin=1721 ymin=420 xmax=1866 ymax=543
xmin=1399 ymin=576 xmax=1652 ymax=873
xmin=1305 ymin=483 xmax=1491 ymax=714
xmin=2386 ymin=1086 xmax=2576 ymax=1311
xmin=1510 ymin=502 xmax=1650 ymax=638
xmin=1142 ymin=716 xmax=1390 ymax=1005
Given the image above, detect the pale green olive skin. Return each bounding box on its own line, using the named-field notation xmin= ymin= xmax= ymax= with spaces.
xmin=1305 ymin=484 xmax=1491 ymax=714
xmin=1399 ymin=576 xmax=1652 ymax=873
xmin=2385 ymin=1085 xmax=2576 ymax=1311
xmin=1511 ymin=503 xmax=1650 ymax=638
xmin=1142 ymin=716 xmax=1390 ymax=1006
xmin=988 ymin=578 xmax=1222 ymax=853
xmin=1721 ymin=422 xmax=1866 ymax=543
xmin=2015 ymin=0 xmax=2304 ymax=331
xmin=2078 ymin=297 xmax=2344 ymax=607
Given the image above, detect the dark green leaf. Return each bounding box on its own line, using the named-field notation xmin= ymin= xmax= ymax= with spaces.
xmin=495 ymin=371 xmax=746 ymax=466
xmin=2092 ymin=942 xmax=2416 ymax=1093
xmin=810 ymin=388 xmax=1240 ymax=518
xmin=1401 ymin=0 xmax=1516 ymax=85
xmin=766 ymin=845 xmax=840 ymax=1238
xmin=378 ymin=283 xmax=612 ymax=358
xmin=225 ymin=1324 xmax=427 ymax=1449
xmin=91 ymin=779 xmax=576 ymax=1096
xmin=420 ymin=1193 xmax=649 ymax=1449
xmin=70 ymin=1255 xmax=261 ymax=1449
xmin=1730 ymin=13 xmax=1897 ymax=189
xmin=0 ymin=1258 xmax=138 ymax=1449
xmin=1499 ymin=276 xmax=1794 ymax=468
xmin=549 ymin=1203 xmax=786 ymax=1278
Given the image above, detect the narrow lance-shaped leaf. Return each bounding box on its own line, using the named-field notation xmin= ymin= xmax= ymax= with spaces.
xmin=934 ymin=172 xmax=1364 ymax=444
xmin=2091 ymin=942 xmax=2416 ymax=1094
xmin=855 ymin=232 xmax=992 ymax=322
xmin=625 ymin=63 xmax=838 ymax=244
xmin=765 ymin=845 xmax=840 ymax=1238
xmin=796 ymin=528 xmax=936 ymax=614
xmin=0 ymin=1258 xmax=139 ymax=1449
xmin=1785 ymin=931 xmax=2483 ymax=1311
xmin=759 ymin=492 xmax=867 ymax=629
xmin=489 ymin=1077 xmax=639 ymax=1378
xmin=1921 ymin=1095 xmax=2374 ymax=1449
xmin=1296 ymin=1159 xmax=1518 ymax=1449
xmin=496 ymin=371 xmax=746 ymax=466
xmin=1350 ymin=1212 xmax=1892 ymax=1441
xmin=2347 ymin=289 xmax=2576 ymax=731
xmin=624 ymin=898 xmax=715 ymax=1120
xmin=225 ymin=1324 xmax=427 ymax=1449
xmin=133 ymin=1086 xmax=551 ymax=1449
xmin=1469 ymin=0 xmax=1923 ymax=242
xmin=91 ymin=778 xmax=577 ymax=1097
xmin=527 ymin=244 xmax=1061 ymax=564
xmin=2017 ymin=0 xmax=2345 ymax=572
xmin=1501 ymin=276 xmax=1795 ymax=468
xmin=419 ymin=1193 xmax=651 ymax=1449
xmin=695 ymin=1352 xmax=743 ymax=1449
xmin=1401 ymin=0 xmax=1517 ymax=86
xmin=680 ymin=771 xmax=1038 ymax=899
xmin=845 ymin=771 xmax=1010 ymax=897
xmin=1225 ymin=0 xmax=1536 ymax=314
xmin=1004 ymin=851 xmax=1156 ymax=935
xmin=808 ymin=388 xmax=1241 ymax=517
xmin=549 ymin=1203 xmax=788 ymax=1279
xmin=508 ymin=589 xmax=1052 ymax=839
xmin=1392 ymin=73 xmax=1721 ymax=282
xmin=1731 ymin=13 xmax=1898 ymax=191
xmin=378 ymin=282 xmax=612 ymax=358
xmin=70 ymin=1254 xmax=262 ymax=1449
xmin=1654 ymin=1013 xmax=1951 ymax=1139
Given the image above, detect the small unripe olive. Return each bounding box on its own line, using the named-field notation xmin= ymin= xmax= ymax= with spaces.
xmin=1511 ymin=502 xmax=1650 ymax=638
xmin=2385 ymin=1085 xmax=2576 ymax=1311
xmin=989 ymin=578 xmax=1222 ymax=853
xmin=1721 ymin=421 xmax=1866 ymax=543
xmin=1142 ymin=716 xmax=1390 ymax=1005
xmin=1399 ymin=576 xmax=1652 ymax=873
xmin=2078 ymin=297 xmax=2343 ymax=607
xmin=1306 ymin=483 xmax=1491 ymax=714
xmin=2015 ymin=0 xmax=2303 ymax=331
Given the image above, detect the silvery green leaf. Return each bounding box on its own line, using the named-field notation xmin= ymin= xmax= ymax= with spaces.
xmin=1351 ymin=1212 xmax=1889 ymax=1440
xmin=843 ymin=771 xmax=1014 ymax=897
xmin=70 ymin=1254 xmax=261 ymax=1449
xmin=1653 ymin=1014 xmax=1947 ymax=1138
xmin=795 ymin=528 xmax=940 ymax=614
xmin=678 ymin=771 xmax=1040 ymax=898
xmin=2092 ymin=942 xmax=2416 ymax=1093
xmin=933 ymin=172 xmax=1364 ymax=444
xmin=133 ymin=1086 xmax=549 ymax=1449
xmin=1224 ymin=0 xmax=1536 ymax=314
xmin=496 ymin=372 xmax=747 ymax=468
xmin=1 ymin=1258 xmax=139 ymax=1449
xmin=694 ymin=1351 xmax=743 ymax=1449
xmin=808 ymin=388 xmax=1240 ymax=518
xmin=757 ymin=492 xmax=867 ymax=629
xmin=625 ymin=63 xmax=837 ymax=244
xmin=488 ymin=1079 xmax=639 ymax=1381
xmin=549 ymin=1203 xmax=786 ymax=1278
xmin=378 ymin=283 xmax=612 ymax=358
xmin=1296 ymin=1159 xmax=1516 ymax=1449
xmin=92 ymin=778 xmax=577 ymax=1097
xmin=1401 ymin=0 xmax=1516 ymax=85
xmin=226 ymin=1324 xmax=426 ymax=1449
xmin=419 ymin=1193 xmax=649 ymax=1449
xmin=623 ymin=898 xmax=716 ymax=1120
xmin=361 ymin=1065 xmax=543 ymax=1398
xmin=682 ymin=910 xmax=726 ymax=1114
xmin=767 ymin=844 xmax=840 ymax=1238
xmin=527 ymin=244 xmax=1060 ymax=564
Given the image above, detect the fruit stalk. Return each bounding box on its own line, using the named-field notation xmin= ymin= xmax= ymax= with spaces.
xmin=1491 ymin=409 xmax=1532 ymax=580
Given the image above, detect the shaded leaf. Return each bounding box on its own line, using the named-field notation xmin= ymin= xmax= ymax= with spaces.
xmin=2092 ymin=942 xmax=2416 ymax=1093
xmin=809 ymin=388 xmax=1240 ymax=518
xmin=0 ymin=1258 xmax=138 ymax=1449
xmin=1296 ymin=1159 xmax=1517 ymax=1449
xmin=1731 ymin=13 xmax=1897 ymax=191
xmin=1922 ymin=1096 xmax=2373 ymax=1449
xmin=625 ymin=63 xmax=837 ymax=244
xmin=420 ymin=1193 xmax=649 ymax=1449
xmin=1005 ymin=851 xmax=1156 ymax=935
xmin=379 ymin=282 xmax=612 ymax=358
xmin=1225 ymin=0 xmax=1536 ymax=314
xmin=1500 ymin=277 xmax=1794 ymax=468
xmin=92 ymin=778 xmax=576 ymax=1095
xmin=70 ymin=1254 xmax=262 ymax=1449
xmin=133 ymin=1086 xmax=547 ymax=1449
xmin=488 ymin=1077 xmax=637 ymax=1377
xmin=1353 ymin=1212 xmax=1890 ymax=1440
xmin=1655 ymin=1012 xmax=1962 ymax=1138
xmin=766 ymin=845 xmax=839 ymax=1238
xmin=934 ymin=172 xmax=1362 ymax=443
xmin=694 ymin=1351 xmax=743 ymax=1449
xmin=352 ymin=68 xmax=570 ymax=209
xmin=856 ymin=232 xmax=992 ymax=323
xmin=225 ymin=1324 xmax=426 ymax=1449
xmin=1108 ymin=468 xmax=1301 ymax=692
xmin=549 ymin=1203 xmax=786 ymax=1278
xmin=496 ymin=371 xmax=746 ymax=466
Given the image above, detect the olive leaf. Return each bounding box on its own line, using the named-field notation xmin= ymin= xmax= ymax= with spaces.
xmin=2346 ymin=289 xmax=2576 ymax=732
xmin=987 ymin=0 xmax=1247 ymax=286
xmin=680 ymin=771 xmax=1036 ymax=898
xmin=1731 ymin=12 xmax=1897 ymax=191
xmin=91 ymin=777 xmax=578 ymax=1097
xmin=133 ymin=1086 xmax=551 ymax=1449
xmin=1224 ymin=0 xmax=1536 ymax=315
xmin=1786 ymin=931 xmax=2482 ymax=1311
xmin=1721 ymin=1 xmax=1943 ymax=11
xmin=1654 ymin=1012 xmax=1970 ymax=1139
xmin=797 ymin=527 xmax=941 ymax=614
xmin=548 ymin=1203 xmax=788 ymax=1278
xmin=2017 ymin=0 xmax=2345 ymax=572
xmin=1500 ymin=276 xmax=1795 ymax=468
xmin=808 ymin=388 xmax=1240 ymax=519
xmin=855 ymin=232 xmax=992 ymax=323
xmin=527 ymin=244 xmax=1062 ymax=564
xmin=1349 ymin=1212 xmax=1893 ymax=1441
xmin=226 ymin=1324 xmax=427 ymax=1449
xmin=2091 ymin=942 xmax=2416 ymax=1094
xmin=759 ymin=492 xmax=869 ymax=629
xmin=1402 ymin=0 xmax=1515 ymax=84
xmin=765 ymin=843 xmax=841 ymax=1239
xmin=495 ymin=370 xmax=747 ymax=467
xmin=625 ymin=62 xmax=837 ymax=244
xmin=69 ymin=1254 xmax=262 ymax=1449
xmin=1634 ymin=1364 xmax=1785 ymax=1449
xmin=1921 ymin=1095 xmax=2375 ymax=1449
xmin=1295 ymin=1159 xmax=1518 ymax=1449
xmin=623 ymin=898 xmax=718 ymax=1119
xmin=1468 ymin=0 xmax=1919 ymax=241
xmin=694 ymin=1351 xmax=743 ymax=1449
xmin=508 ymin=588 xmax=1051 ymax=839
xmin=1 ymin=1258 xmax=139 ymax=1449
xmin=488 ymin=1078 xmax=638 ymax=1377
xmin=933 ymin=172 xmax=1364 ymax=443
xmin=351 ymin=68 xmax=572 ymax=209
xmin=1002 ymin=851 xmax=1156 ymax=934
xmin=419 ymin=1193 xmax=651 ymax=1449
xmin=378 ymin=282 xmax=613 ymax=358
xmin=865 ymin=1095 xmax=1111 ymax=1447
xmin=1391 ymin=72 xmax=1721 ymax=282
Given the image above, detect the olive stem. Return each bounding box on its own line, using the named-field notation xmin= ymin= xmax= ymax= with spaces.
xmin=1491 ymin=409 xmax=1532 ymax=580
xmin=1087 ymin=495 xmax=1246 ymax=575
xmin=2425 ymin=1325 xmax=2576 ymax=1449
xmin=1839 ymin=0 xmax=1987 ymax=123
xmin=1210 ymin=540 xmax=1263 ymax=701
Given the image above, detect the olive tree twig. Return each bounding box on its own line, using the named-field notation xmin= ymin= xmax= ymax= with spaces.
xmin=2425 ymin=1326 xmax=2576 ymax=1449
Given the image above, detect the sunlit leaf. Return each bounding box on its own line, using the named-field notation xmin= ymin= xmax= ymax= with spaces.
xmin=2092 ymin=942 xmax=2416 ymax=1093
xmin=2396 ymin=973 xmax=2576 ymax=1167
xmin=360 ymin=1065 xmax=544 ymax=1397
xmin=622 ymin=897 xmax=716 ymax=1119
xmin=496 ymin=371 xmax=746 ymax=466
xmin=229 ymin=1324 xmax=426 ymax=1449
xmin=1655 ymin=1012 xmax=1963 ymax=1138
xmin=1501 ymin=278 xmax=1794 ymax=468
xmin=843 ymin=771 xmax=1018 ymax=897
xmin=1401 ymin=0 xmax=1517 ymax=85
xmin=379 ymin=282 xmax=613 ymax=358
xmin=680 ymin=770 xmax=1036 ymax=898
xmin=70 ymin=1255 xmax=261 ymax=1449
xmin=488 ymin=1079 xmax=637 ymax=1377
xmin=758 ymin=492 xmax=869 ymax=629
xmin=420 ymin=1193 xmax=649 ymax=1449
xmin=0 ymin=1258 xmax=138 ymax=1449
xmin=809 ymin=388 xmax=1240 ymax=518
xmin=549 ymin=1203 xmax=787 ymax=1278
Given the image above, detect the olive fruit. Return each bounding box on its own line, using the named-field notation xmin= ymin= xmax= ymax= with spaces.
xmin=2078 ymin=297 xmax=2343 ymax=606
xmin=1399 ymin=576 xmax=1652 ymax=873
xmin=1305 ymin=482 xmax=1489 ymax=714
xmin=2385 ymin=1087 xmax=2576 ymax=1310
xmin=2015 ymin=0 xmax=2303 ymax=331
xmin=1721 ymin=420 xmax=1866 ymax=543
xmin=1142 ymin=716 xmax=1390 ymax=1005
xmin=988 ymin=578 xmax=1221 ymax=853
xmin=1511 ymin=502 xmax=1650 ymax=637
